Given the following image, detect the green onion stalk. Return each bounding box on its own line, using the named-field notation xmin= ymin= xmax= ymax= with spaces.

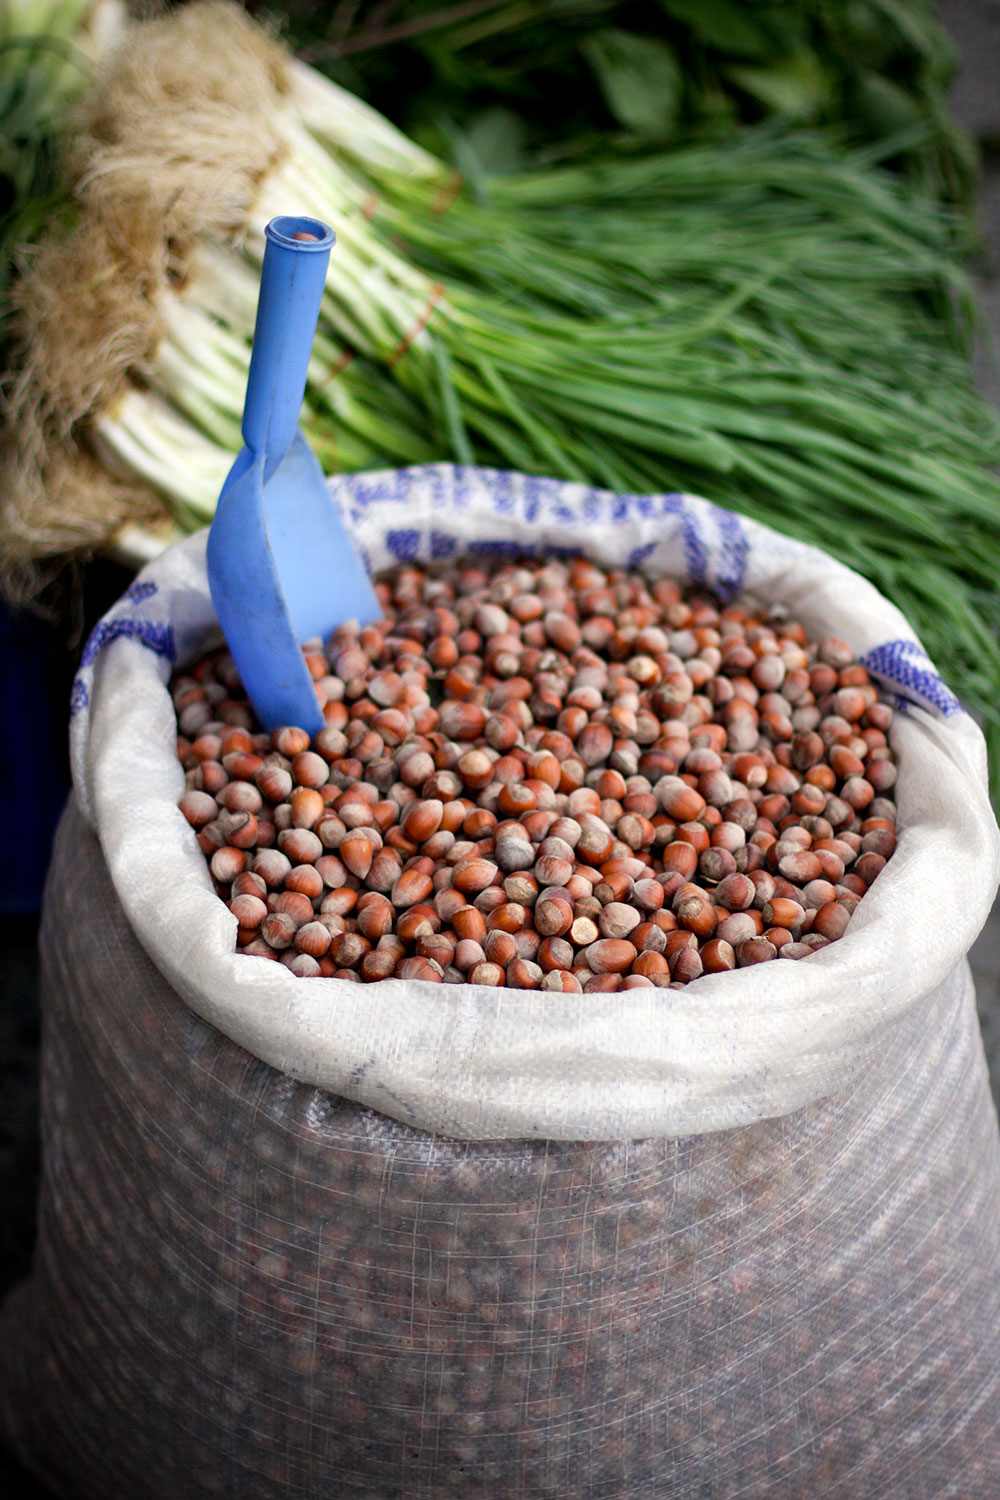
xmin=6 ymin=1 xmax=1000 ymax=789
xmin=0 ymin=0 xmax=125 ymax=329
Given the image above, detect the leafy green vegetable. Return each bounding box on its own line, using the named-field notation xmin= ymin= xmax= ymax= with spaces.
xmin=723 ymin=54 xmax=831 ymax=117
xmin=658 ymin=0 xmax=780 ymax=59
xmin=580 ymin=28 xmax=682 ymax=138
xmin=264 ymin=0 xmax=977 ymax=207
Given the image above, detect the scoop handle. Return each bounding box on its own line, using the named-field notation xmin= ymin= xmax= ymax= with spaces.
xmin=241 ymin=215 xmax=335 ymax=483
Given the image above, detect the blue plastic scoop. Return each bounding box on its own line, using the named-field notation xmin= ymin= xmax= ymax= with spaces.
xmin=206 ymin=215 xmax=380 ymax=735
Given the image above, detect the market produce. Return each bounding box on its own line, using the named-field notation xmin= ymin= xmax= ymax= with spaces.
xmin=174 ymin=555 xmax=898 ymax=987
xmin=272 ymin=0 xmax=976 ymax=208
xmin=2 ymin=1 xmax=999 ymax=793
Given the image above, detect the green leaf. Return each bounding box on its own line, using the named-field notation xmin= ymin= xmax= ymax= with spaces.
xmin=863 ymin=0 xmax=957 ymax=73
xmin=461 ymin=106 xmax=531 ymax=175
xmin=688 ymin=79 xmax=739 ymax=128
xmin=833 ymin=0 xmax=897 ymax=72
xmin=579 ymin=29 xmax=682 ymax=139
xmin=849 ymin=71 xmax=925 ymax=136
xmin=659 ymin=0 xmax=778 ymax=59
xmin=724 ymin=54 xmax=832 ymax=117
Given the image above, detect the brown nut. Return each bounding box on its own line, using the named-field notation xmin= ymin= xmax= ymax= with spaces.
xmin=735 ymin=937 xmax=778 ymax=967
xmin=761 ymin=897 xmax=805 ymax=931
xmin=584 ymin=938 xmax=637 ymax=974
xmin=539 ymin=969 xmax=584 ymax=992
xmin=507 ymin=958 xmax=543 ymax=989
xmin=391 ymin=868 xmax=436 ymax=908
xmin=598 ymin=902 xmax=642 ymax=941
xmin=452 ymin=857 xmax=501 ymax=895
xmin=469 ymin=961 xmax=505 ymax=987
xmin=812 ymin=900 xmax=853 ymax=941
xmin=452 ymin=905 xmax=487 ymax=943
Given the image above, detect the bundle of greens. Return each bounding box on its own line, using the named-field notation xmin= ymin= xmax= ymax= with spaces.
xmin=272 ymin=0 xmax=977 ymax=208
xmin=2 ymin=0 xmax=999 ymax=787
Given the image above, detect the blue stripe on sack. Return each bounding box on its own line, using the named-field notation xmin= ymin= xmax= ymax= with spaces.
xmin=861 ymin=639 xmax=963 ymax=717
xmin=80 ymin=616 xmax=175 ymax=669
xmin=341 ymin=471 xmax=737 ymax=592
xmin=658 ymin=494 xmax=707 ymax=585
xmin=71 ymin=615 xmax=176 ymax=720
xmin=522 ymin=475 xmax=544 ymax=524
xmin=714 ymin=508 xmax=749 ymax=598
xmin=467 ymin=538 xmax=532 ymax=557
xmin=451 ymin=467 xmax=472 ymax=510
xmin=417 ymin=465 xmax=441 ymax=514
xmin=491 ymin=470 xmax=515 ymax=514
xmin=393 ymin=468 xmax=414 ymax=507
xmin=348 ymin=477 xmax=400 ymax=511
xmin=627 ymin=541 xmax=658 ymax=570
xmin=125 ymin=580 xmax=158 ymax=604
xmin=385 ymin=529 xmax=421 ymax=560
xmin=69 ymin=678 xmax=89 ymax=717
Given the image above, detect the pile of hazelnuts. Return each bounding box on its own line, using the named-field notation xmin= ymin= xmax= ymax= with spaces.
xmin=173 ymin=556 xmax=898 ymax=991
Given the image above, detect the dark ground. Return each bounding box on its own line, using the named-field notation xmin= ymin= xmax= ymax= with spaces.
xmin=2 ymin=4 xmax=1000 ymax=1494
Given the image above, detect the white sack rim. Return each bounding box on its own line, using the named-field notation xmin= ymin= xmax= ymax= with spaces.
xmin=70 ymin=466 xmax=1000 ymax=1140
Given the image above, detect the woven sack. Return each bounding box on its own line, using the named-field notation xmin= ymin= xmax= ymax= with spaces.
xmin=2 ymin=466 xmax=999 ymax=1499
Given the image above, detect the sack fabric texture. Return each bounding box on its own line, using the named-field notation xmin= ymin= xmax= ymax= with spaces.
xmin=2 ymin=465 xmax=999 ymax=1498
